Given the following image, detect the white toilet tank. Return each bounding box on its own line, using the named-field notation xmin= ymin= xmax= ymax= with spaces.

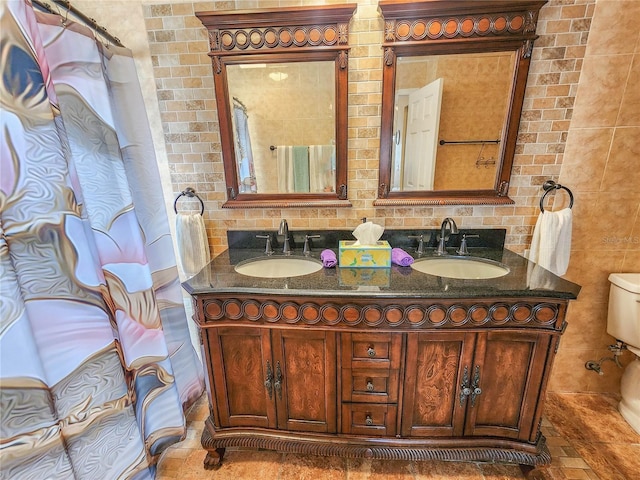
xmin=607 ymin=273 xmax=640 ymax=352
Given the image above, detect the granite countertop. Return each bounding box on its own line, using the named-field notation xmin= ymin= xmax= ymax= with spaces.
xmin=182 ymin=229 xmax=581 ymax=300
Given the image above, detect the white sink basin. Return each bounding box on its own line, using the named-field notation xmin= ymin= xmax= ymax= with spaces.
xmin=234 ymin=256 xmax=323 ymax=278
xmin=411 ymin=256 xmax=510 ymax=279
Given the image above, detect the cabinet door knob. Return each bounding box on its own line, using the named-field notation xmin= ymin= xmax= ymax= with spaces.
xmin=367 ymin=346 xmax=376 ymax=357
xmin=460 ymin=365 xmax=482 ymax=407
xmin=366 ymin=379 xmax=374 ymax=391
xmin=365 ymin=414 xmax=373 ymax=426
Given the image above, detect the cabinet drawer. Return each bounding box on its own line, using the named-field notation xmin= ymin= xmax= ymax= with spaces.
xmin=342 ymin=368 xmax=399 ymax=403
xmin=342 ymin=333 xmax=402 ymax=369
xmin=341 ymin=403 xmax=397 ymax=436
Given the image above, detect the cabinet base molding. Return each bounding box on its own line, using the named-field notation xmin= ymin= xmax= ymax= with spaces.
xmin=201 ymin=420 xmax=551 ymax=469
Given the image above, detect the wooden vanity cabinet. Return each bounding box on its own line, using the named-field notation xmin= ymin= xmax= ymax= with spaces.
xmin=402 ymin=331 xmax=474 ymax=437
xmin=463 ymin=331 xmax=551 ymax=441
xmin=402 ymin=331 xmax=550 ymax=440
xmin=195 ymin=294 xmax=568 ymax=474
xmin=205 ymin=326 xmax=336 ymax=433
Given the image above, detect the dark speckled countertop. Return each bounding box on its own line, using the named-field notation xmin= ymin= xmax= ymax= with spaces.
xmin=182 ymin=229 xmax=581 ymax=300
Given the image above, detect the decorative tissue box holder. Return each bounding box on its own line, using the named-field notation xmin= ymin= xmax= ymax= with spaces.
xmin=338 ymin=240 xmax=391 ymax=268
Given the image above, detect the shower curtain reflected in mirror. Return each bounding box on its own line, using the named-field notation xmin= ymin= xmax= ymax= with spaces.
xmin=232 ymin=99 xmax=257 ymax=193
xmin=0 ymin=2 xmax=203 ymax=478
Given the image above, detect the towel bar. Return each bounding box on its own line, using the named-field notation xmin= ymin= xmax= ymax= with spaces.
xmin=540 ymin=180 xmax=574 ymax=212
xmin=174 ymin=187 xmax=205 ymax=216
xmin=439 ymin=139 xmax=500 ymax=145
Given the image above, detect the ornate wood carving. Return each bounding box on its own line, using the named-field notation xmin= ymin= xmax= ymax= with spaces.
xmin=202 ymin=297 xmax=560 ymax=329
xmin=198 ymin=6 xmax=354 ymax=74
xmin=222 ymin=199 xmax=353 ymax=209
xmin=383 ymin=47 xmax=395 ymax=67
xmin=379 ymin=0 xmax=544 ymax=46
xmin=212 ymin=22 xmax=349 ymax=54
xmin=201 ymin=425 xmax=551 ymax=466
xmin=382 ymin=12 xmax=536 ymax=43
xmin=373 ymin=197 xmax=516 ymax=207
xmin=337 ymin=50 xmax=348 ymax=70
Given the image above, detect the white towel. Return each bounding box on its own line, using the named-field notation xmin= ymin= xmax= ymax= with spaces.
xmin=277 ymin=146 xmax=295 ymax=193
xmin=528 ymin=208 xmax=572 ymax=276
xmin=309 ymin=145 xmax=335 ymax=193
xmin=176 ymin=213 xmax=210 ymax=277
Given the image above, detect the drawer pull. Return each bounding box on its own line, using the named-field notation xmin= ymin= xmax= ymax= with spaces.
xmin=365 ymin=414 xmax=373 ymax=426
xmin=366 ymin=379 xmax=374 ymax=392
xmin=367 ymin=346 xmax=376 ymax=357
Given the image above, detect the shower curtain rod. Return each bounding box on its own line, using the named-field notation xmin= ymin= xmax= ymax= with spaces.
xmin=31 ymin=0 xmax=125 ymax=48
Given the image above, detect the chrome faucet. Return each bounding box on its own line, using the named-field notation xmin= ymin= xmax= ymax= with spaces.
xmin=278 ymin=219 xmax=291 ymax=254
xmin=436 ymin=217 xmax=459 ymax=256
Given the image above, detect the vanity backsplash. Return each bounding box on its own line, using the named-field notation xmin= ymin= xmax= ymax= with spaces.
xmin=227 ymin=228 xmax=507 ymax=252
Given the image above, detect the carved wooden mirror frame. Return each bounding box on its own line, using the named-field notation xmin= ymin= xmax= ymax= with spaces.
xmin=196 ymin=5 xmax=356 ymax=209
xmin=375 ymin=0 xmax=546 ymax=206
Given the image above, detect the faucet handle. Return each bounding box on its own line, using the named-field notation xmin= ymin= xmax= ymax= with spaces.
xmin=303 ymin=235 xmax=321 ymax=256
xmin=408 ymin=234 xmax=429 ymax=255
xmin=456 ymin=234 xmax=479 ymax=256
xmin=256 ymin=234 xmax=274 ymax=255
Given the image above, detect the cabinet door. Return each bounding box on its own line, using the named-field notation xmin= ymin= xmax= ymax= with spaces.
xmin=207 ymin=327 xmax=276 ymax=428
xmin=401 ymin=331 xmax=475 ymax=437
xmin=464 ymin=331 xmax=551 ymax=440
xmin=271 ymin=330 xmax=337 ymax=433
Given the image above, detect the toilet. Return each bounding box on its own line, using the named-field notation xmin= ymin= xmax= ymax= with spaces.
xmin=607 ymin=273 xmax=640 ymax=435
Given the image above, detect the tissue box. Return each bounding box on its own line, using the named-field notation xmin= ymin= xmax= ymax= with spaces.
xmin=338 ymin=241 xmax=391 ymax=268
xmin=339 ymin=267 xmax=390 ymax=287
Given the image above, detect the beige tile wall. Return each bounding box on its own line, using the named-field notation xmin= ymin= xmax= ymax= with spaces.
xmin=550 ymin=0 xmax=640 ymax=393
xmin=136 ymin=0 xmax=639 ymax=394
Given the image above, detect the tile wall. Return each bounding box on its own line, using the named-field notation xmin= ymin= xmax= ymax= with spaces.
xmin=74 ymin=0 xmax=640 ymax=394
xmin=551 ymin=0 xmax=640 ymax=393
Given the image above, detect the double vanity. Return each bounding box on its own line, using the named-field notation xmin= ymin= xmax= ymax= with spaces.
xmin=183 ymin=228 xmax=580 ymax=478
xmin=188 ymin=1 xmax=572 ymax=476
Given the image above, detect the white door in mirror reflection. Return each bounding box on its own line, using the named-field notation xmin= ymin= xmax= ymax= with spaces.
xmin=392 ymin=78 xmax=443 ymax=191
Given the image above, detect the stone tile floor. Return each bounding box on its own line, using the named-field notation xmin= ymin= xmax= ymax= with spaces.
xmin=157 ymin=393 xmax=640 ymax=479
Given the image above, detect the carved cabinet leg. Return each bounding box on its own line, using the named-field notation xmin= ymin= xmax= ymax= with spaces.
xmin=203 ymin=447 xmax=225 ymax=470
xmin=520 ymin=464 xmax=550 ymax=480
xmin=201 ymin=420 xmax=225 ymax=469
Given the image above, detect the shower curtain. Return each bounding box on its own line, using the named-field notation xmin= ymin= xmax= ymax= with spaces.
xmin=0 ymin=2 xmax=204 ymax=479
xmin=232 ymin=100 xmax=257 ymax=193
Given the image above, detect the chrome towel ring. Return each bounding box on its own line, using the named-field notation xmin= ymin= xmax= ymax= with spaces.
xmin=540 ymin=180 xmax=574 ymax=212
xmin=174 ymin=187 xmax=204 ymax=216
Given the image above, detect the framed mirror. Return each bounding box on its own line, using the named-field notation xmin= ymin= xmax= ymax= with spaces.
xmin=196 ymin=5 xmax=356 ymax=208
xmin=375 ymin=0 xmax=546 ymax=206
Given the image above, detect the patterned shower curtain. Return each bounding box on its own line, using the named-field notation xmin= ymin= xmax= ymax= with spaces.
xmin=232 ymin=100 xmax=257 ymax=193
xmin=0 ymin=2 xmax=204 ymax=479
